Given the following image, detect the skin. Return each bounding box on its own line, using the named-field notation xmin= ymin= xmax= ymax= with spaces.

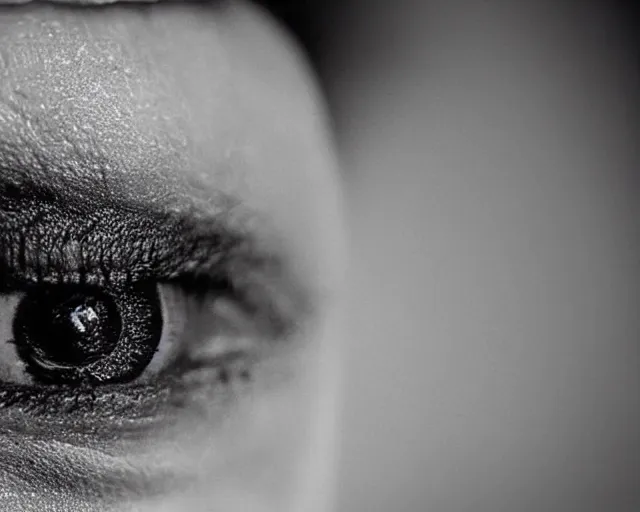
xmin=0 ymin=2 xmax=345 ymax=511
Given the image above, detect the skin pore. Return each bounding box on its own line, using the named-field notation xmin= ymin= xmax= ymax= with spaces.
xmin=0 ymin=1 xmax=344 ymax=511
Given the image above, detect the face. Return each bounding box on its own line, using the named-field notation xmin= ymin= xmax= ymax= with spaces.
xmin=0 ymin=2 xmax=345 ymax=511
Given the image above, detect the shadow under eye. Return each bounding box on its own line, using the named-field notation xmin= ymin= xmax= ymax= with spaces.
xmin=0 ymin=430 xmax=184 ymax=508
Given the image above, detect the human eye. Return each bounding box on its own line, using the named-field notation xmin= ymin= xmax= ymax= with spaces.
xmin=0 ymin=186 xmax=292 ymax=393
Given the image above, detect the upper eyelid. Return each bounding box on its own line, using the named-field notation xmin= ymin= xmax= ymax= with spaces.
xmin=0 ymin=182 xmax=245 ymax=286
xmin=0 ymin=177 xmax=309 ymax=341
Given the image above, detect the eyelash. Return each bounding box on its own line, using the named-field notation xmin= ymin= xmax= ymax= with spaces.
xmin=0 ymin=186 xmax=241 ymax=290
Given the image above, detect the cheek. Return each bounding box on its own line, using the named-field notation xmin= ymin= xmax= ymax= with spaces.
xmin=134 ymin=325 xmax=342 ymax=512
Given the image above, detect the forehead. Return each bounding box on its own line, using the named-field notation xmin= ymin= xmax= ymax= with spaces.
xmin=0 ymin=5 xmax=230 ymax=204
xmin=0 ymin=4 xmax=333 ymax=199
xmin=0 ymin=4 xmax=343 ymax=288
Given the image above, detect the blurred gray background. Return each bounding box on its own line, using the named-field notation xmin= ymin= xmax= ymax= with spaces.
xmin=270 ymin=1 xmax=640 ymax=511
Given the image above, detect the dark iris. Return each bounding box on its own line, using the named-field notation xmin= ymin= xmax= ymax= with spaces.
xmin=15 ymin=289 xmax=121 ymax=367
xmin=13 ymin=283 xmax=163 ymax=385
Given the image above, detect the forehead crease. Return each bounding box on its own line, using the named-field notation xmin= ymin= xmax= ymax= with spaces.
xmin=0 ymin=10 xmax=193 ymax=200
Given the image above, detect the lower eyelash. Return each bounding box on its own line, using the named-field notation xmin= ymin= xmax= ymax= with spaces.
xmin=0 ymin=347 xmax=254 ymax=416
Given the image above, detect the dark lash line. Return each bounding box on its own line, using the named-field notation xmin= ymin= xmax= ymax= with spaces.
xmin=0 ymin=184 xmax=261 ymax=292
xmin=0 ymin=347 xmax=249 ymax=416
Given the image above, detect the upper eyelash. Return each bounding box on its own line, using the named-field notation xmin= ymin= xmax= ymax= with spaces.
xmin=0 ymin=187 xmax=255 ymax=291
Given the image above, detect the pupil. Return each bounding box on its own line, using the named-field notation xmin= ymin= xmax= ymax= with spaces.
xmin=15 ymin=287 xmax=122 ymax=369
